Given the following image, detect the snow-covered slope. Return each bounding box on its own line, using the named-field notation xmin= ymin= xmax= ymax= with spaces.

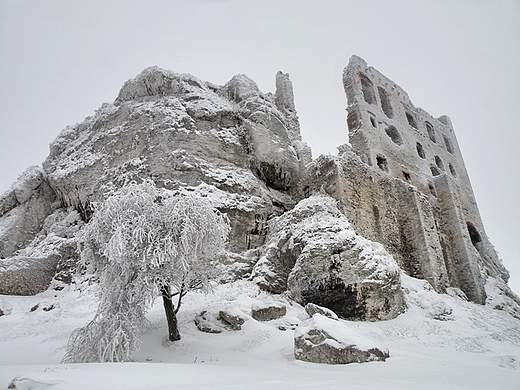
xmin=1 ymin=276 xmax=519 ymax=389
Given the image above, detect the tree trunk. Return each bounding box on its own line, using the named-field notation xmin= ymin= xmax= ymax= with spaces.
xmin=161 ymin=285 xmax=181 ymax=341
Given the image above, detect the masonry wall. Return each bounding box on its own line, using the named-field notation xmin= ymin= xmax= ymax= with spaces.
xmin=303 ymin=152 xmax=452 ymax=296
xmin=304 ymin=56 xmax=509 ymax=304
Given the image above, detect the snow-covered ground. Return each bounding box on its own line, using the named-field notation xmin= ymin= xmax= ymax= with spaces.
xmin=1 ymin=276 xmax=519 ymax=389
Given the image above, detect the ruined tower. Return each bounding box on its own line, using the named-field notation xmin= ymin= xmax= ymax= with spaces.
xmin=304 ymin=56 xmax=508 ymax=304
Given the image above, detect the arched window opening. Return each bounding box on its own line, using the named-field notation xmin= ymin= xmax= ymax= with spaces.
xmin=376 ymin=154 xmax=388 ymax=172
xmin=378 ymin=87 xmax=393 ymax=118
xmin=385 ymin=125 xmax=403 ymax=145
xmin=435 ymin=155 xmax=444 ymax=170
xmin=449 ymin=163 xmax=457 ymax=177
xmin=359 ymin=74 xmax=376 ymax=105
xmin=406 ymin=112 xmax=417 ymax=129
xmin=428 ymin=182 xmax=437 ymax=197
xmin=416 ymin=142 xmax=425 ymax=159
xmin=426 ymin=122 xmax=436 ymax=143
xmin=466 ymin=222 xmax=483 ymax=249
xmin=443 ymin=134 xmax=454 ymax=154
xmin=430 ymin=166 xmax=441 ymax=176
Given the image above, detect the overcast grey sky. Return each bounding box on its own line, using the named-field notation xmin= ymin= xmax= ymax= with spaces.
xmin=1 ymin=0 xmax=519 ymax=293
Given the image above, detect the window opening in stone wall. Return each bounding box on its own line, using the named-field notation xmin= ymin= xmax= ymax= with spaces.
xmin=435 ymin=155 xmax=444 ymax=170
xmin=360 ymin=74 xmax=376 ymax=105
xmin=428 ymin=183 xmax=437 ymax=197
xmin=406 ymin=112 xmax=417 ymax=129
xmin=466 ymin=222 xmax=483 ymax=249
xmin=426 ymin=122 xmax=436 ymax=143
xmin=378 ymin=86 xmax=393 ymax=118
xmin=376 ymin=154 xmax=388 ymax=172
xmin=370 ymin=116 xmax=377 ymax=128
xmin=385 ymin=125 xmax=403 ymax=145
xmin=402 ymin=171 xmax=411 ymax=181
xmin=449 ymin=163 xmax=457 ymax=177
xmin=443 ymin=134 xmax=454 ymax=154
xmin=416 ymin=142 xmax=425 ymax=159
xmin=430 ymin=165 xmax=440 ymax=176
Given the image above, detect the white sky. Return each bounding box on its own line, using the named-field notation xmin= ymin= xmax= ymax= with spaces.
xmin=1 ymin=0 xmax=519 ymax=293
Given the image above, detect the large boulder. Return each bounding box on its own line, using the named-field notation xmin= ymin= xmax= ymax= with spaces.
xmin=251 ymin=301 xmax=287 ymax=321
xmin=0 ymin=255 xmax=59 ymax=296
xmin=0 ymin=167 xmax=69 ymax=295
xmin=0 ymin=166 xmax=59 ymax=259
xmin=252 ymin=195 xmax=405 ymax=321
xmin=218 ymin=308 xmax=247 ymax=330
xmin=0 ymin=207 xmax=83 ymax=295
xmin=294 ymin=314 xmax=389 ymax=364
xmin=305 ymin=303 xmax=339 ymax=321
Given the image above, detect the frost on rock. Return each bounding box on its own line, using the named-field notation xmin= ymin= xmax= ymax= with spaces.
xmin=252 ymin=194 xmax=405 ymax=321
xmin=0 ymin=207 xmax=83 ymax=295
xmin=484 ymin=276 xmax=520 ymax=320
xmin=305 ymin=302 xmax=339 ymax=321
xmin=294 ymin=314 xmax=390 ymax=364
xmin=42 ymin=66 xmax=307 ymax=256
xmin=251 ymin=301 xmax=287 ymax=321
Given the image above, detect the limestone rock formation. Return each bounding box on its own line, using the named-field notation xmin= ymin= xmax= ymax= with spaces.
xmin=1 ymin=67 xmax=309 ymax=296
xmin=251 ymin=195 xmax=405 ymax=321
xmin=0 ymin=167 xmax=80 ymax=295
xmin=294 ymin=314 xmax=390 ymax=364
xmin=43 ymin=67 xmax=307 ymax=256
xmin=194 ymin=311 xmax=225 ymax=334
xmin=0 ymin=166 xmax=59 ymax=259
xmin=0 ymin=206 xmax=83 ymax=295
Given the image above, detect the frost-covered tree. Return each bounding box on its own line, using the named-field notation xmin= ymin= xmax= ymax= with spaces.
xmin=63 ymin=181 xmax=230 ymax=363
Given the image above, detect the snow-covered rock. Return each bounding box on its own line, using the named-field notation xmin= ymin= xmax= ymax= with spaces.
xmin=42 ymin=66 xmax=306 ymax=257
xmin=0 ymin=207 xmax=83 ymax=295
xmin=251 ymin=301 xmax=287 ymax=321
xmin=7 ymin=376 xmax=59 ymax=390
xmin=0 ymin=166 xmax=59 ymax=259
xmin=218 ymin=308 xmax=247 ymax=330
xmin=0 ymin=255 xmax=60 ymax=296
xmin=252 ymin=195 xmax=405 ymax=321
xmin=194 ymin=311 xmax=225 ymax=334
xmin=305 ymin=303 xmax=339 ymax=321
xmin=294 ymin=314 xmax=389 ymax=364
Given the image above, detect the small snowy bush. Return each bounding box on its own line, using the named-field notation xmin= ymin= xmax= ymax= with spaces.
xmin=63 ymin=181 xmax=230 ymax=363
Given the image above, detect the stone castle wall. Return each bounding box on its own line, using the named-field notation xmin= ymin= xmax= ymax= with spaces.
xmin=304 ymin=56 xmax=508 ymax=304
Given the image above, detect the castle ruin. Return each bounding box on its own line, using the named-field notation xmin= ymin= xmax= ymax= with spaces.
xmin=304 ymin=56 xmax=508 ymax=304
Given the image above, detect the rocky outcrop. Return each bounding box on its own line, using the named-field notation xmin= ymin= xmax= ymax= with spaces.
xmin=0 ymin=166 xmax=59 ymax=259
xmin=0 ymin=255 xmax=60 ymax=296
xmin=218 ymin=308 xmax=247 ymax=330
xmin=0 ymin=207 xmax=83 ymax=295
xmin=0 ymin=167 xmax=72 ymax=295
xmin=252 ymin=195 xmax=405 ymax=321
xmin=294 ymin=314 xmax=389 ymax=364
xmin=42 ymin=67 xmax=307 ymax=258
